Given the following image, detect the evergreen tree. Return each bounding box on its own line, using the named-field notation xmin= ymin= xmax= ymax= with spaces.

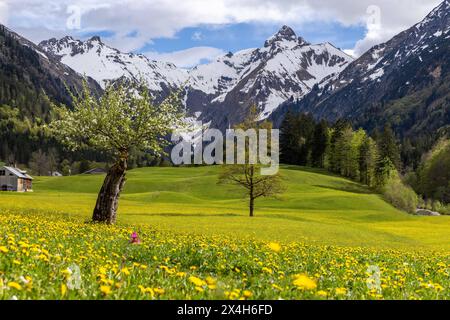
xmin=296 ymin=113 xmax=315 ymax=166
xmin=374 ymin=157 xmax=396 ymax=191
xmin=280 ymin=111 xmax=299 ymax=165
xmin=329 ymin=119 xmax=352 ymax=173
xmin=311 ymin=120 xmax=329 ymax=168
xmin=378 ymin=125 xmax=401 ymax=170
xmin=359 ymin=136 xmax=378 ymax=186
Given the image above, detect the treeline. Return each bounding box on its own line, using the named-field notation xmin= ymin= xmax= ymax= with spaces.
xmin=280 ymin=112 xmax=419 ymax=213
xmin=0 ymin=105 xmax=170 ymax=175
xmin=406 ymin=139 xmax=450 ymax=213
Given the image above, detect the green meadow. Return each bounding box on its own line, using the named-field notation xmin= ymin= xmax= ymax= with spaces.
xmin=1 ymin=166 xmax=449 ymax=250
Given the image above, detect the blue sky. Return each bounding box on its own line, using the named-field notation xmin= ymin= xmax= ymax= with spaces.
xmin=141 ymin=22 xmax=366 ymax=55
xmin=2 ymin=0 xmax=443 ymax=67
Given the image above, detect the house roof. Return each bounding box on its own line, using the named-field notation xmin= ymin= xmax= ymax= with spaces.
xmin=3 ymin=166 xmax=33 ymax=180
xmin=83 ymin=168 xmax=107 ymax=174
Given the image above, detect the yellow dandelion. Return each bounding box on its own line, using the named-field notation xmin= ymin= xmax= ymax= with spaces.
xmin=121 ymin=267 xmax=130 ymax=276
xmin=189 ymin=276 xmax=206 ymax=287
xmin=100 ymin=285 xmax=112 ymax=295
xmin=8 ymin=282 xmax=22 ymax=290
xmin=0 ymin=246 xmax=9 ymax=253
xmin=292 ymin=274 xmax=317 ymax=290
xmin=154 ymin=288 xmax=165 ymax=295
xmin=205 ymin=276 xmax=216 ymax=286
xmin=61 ymin=284 xmax=67 ymax=296
xmin=335 ymin=288 xmax=347 ymax=295
xmin=317 ymin=290 xmax=328 ymax=297
xmin=268 ymin=242 xmax=281 ymax=253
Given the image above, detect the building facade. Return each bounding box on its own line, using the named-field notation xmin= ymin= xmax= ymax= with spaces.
xmin=0 ymin=166 xmax=33 ymax=192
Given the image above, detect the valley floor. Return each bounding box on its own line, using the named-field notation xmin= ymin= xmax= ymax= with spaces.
xmin=0 ymin=166 xmax=449 ymax=251
xmin=1 ymin=166 xmax=449 ymax=300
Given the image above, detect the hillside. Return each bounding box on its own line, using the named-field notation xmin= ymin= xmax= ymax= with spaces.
xmin=0 ymin=24 xmax=101 ymax=164
xmin=2 ymin=166 xmax=450 ymax=249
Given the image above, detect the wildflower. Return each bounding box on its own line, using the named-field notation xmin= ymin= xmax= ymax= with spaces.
xmin=100 ymin=285 xmax=112 ymax=295
xmin=129 ymin=232 xmax=141 ymax=244
xmin=293 ymin=274 xmax=317 ymax=290
xmin=317 ymin=290 xmax=328 ymax=297
xmin=121 ymin=267 xmax=130 ymax=276
xmin=138 ymin=285 xmax=154 ymax=296
xmin=272 ymin=284 xmax=283 ymax=291
xmin=268 ymin=242 xmax=281 ymax=253
xmin=189 ymin=276 xmax=205 ymax=287
xmin=243 ymin=290 xmax=253 ymax=298
xmin=335 ymin=288 xmax=347 ymax=295
xmin=61 ymin=284 xmax=67 ymax=296
xmin=0 ymin=246 xmax=8 ymax=253
xmin=154 ymin=288 xmax=165 ymax=295
xmin=262 ymin=267 xmax=273 ymax=274
xmin=7 ymin=282 xmax=22 ymax=290
xmin=205 ymin=276 xmax=216 ymax=286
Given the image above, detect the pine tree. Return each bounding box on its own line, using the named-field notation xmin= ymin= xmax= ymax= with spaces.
xmin=378 ymin=125 xmax=401 ymax=170
xmin=359 ymin=136 xmax=378 ymax=186
xmin=311 ymin=120 xmax=329 ymax=168
xmin=296 ymin=114 xmax=315 ymax=166
xmin=280 ymin=111 xmax=300 ymax=165
xmin=329 ymin=119 xmax=352 ymax=173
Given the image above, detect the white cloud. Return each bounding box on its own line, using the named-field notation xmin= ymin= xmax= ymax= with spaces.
xmin=0 ymin=1 xmax=8 ymax=25
xmin=2 ymin=0 xmax=444 ymax=57
xmin=146 ymin=46 xmax=225 ymax=68
xmin=192 ymin=31 xmax=203 ymax=41
xmin=343 ymin=49 xmax=355 ymax=58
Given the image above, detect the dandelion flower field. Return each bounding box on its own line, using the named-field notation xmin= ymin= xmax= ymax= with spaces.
xmin=1 ymin=166 xmax=450 ymax=300
xmin=0 ymin=211 xmax=449 ymax=300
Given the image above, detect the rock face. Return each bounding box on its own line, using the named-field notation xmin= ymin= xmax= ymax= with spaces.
xmin=270 ymin=0 xmax=450 ymax=139
xmin=39 ymin=26 xmax=353 ymax=129
xmin=415 ymin=209 xmax=441 ymax=216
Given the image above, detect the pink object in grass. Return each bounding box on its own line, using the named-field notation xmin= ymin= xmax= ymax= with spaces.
xmin=130 ymin=232 xmax=141 ymax=244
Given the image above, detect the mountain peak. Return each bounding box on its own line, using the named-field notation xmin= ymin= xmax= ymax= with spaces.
xmin=276 ymin=25 xmax=297 ymax=39
xmin=88 ymin=36 xmax=103 ymax=43
xmin=265 ymin=25 xmax=309 ymax=47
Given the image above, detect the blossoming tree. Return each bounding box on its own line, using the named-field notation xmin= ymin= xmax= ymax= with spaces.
xmin=51 ymin=82 xmax=183 ymax=224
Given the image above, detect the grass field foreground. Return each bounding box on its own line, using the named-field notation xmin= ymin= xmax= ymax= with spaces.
xmin=0 ymin=211 xmax=449 ymax=300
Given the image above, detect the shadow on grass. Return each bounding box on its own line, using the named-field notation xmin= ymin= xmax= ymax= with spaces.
xmin=313 ymin=184 xmax=374 ymax=195
xmin=125 ymin=212 xmax=243 ymax=218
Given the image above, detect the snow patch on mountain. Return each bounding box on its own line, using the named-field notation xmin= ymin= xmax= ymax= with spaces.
xmin=40 ymin=25 xmax=353 ymax=122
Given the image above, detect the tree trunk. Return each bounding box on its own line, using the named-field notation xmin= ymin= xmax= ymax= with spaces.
xmin=249 ymin=196 xmax=255 ymax=217
xmin=92 ymin=156 xmax=127 ymax=224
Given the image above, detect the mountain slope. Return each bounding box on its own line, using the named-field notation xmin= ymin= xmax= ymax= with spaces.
xmin=0 ymin=24 xmax=101 ymax=164
xmin=39 ymin=36 xmax=189 ymax=95
xmin=0 ymin=25 xmax=100 ymax=117
xmin=40 ymin=26 xmax=353 ymax=127
xmin=271 ymin=0 xmax=450 ymax=142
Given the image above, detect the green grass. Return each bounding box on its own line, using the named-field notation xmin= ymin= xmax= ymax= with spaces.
xmin=1 ymin=211 xmax=448 ymax=300
xmin=1 ymin=165 xmax=449 ymax=250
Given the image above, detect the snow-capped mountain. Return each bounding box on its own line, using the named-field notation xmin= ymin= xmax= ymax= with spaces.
xmin=187 ymin=26 xmax=352 ymax=120
xmin=271 ymin=0 xmax=450 ymax=138
xmin=39 ymin=36 xmax=189 ymax=93
xmin=39 ymin=26 xmax=353 ymax=127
